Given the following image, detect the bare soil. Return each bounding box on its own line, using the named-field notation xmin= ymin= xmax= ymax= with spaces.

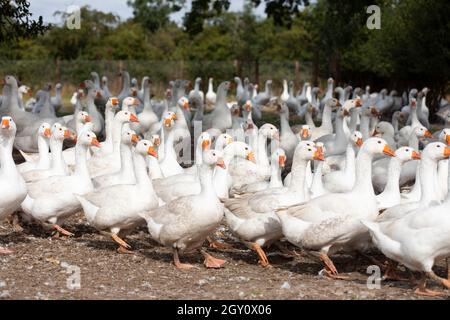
xmin=1 ymin=214 xmax=449 ymax=300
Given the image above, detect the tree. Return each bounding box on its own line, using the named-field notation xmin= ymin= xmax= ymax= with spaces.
xmin=127 ymin=0 xmax=185 ymax=33
xmin=0 ymin=0 xmax=49 ymax=43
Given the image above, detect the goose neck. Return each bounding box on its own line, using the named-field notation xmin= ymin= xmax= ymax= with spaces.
xmin=256 ymin=134 xmax=269 ymax=167
xmin=419 ymin=157 xmax=439 ymax=203
xmin=199 ymin=163 xmax=216 ymax=198
xmin=0 ymin=135 xmax=16 ymax=174
xmin=49 ymin=138 xmax=66 ymax=171
xmin=352 ymin=149 xmax=375 ymax=194
xmin=269 ymin=162 xmax=283 ymax=188
xmin=119 ymin=143 xmax=134 ymax=178
xmin=37 ymin=135 xmax=50 ymax=168
xmin=73 ymin=143 xmax=90 ymax=179
xmin=382 ymin=157 xmax=403 ymax=196
xmin=134 ymin=153 xmax=153 ymax=192
xmin=288 ymin=157 xmax=308 ymax=198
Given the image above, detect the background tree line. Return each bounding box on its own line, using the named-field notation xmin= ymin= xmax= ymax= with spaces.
xmin=0 ymin=0 xmax=448 ymax=110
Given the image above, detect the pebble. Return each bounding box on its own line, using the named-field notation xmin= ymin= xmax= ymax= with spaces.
xmin=281 ymin=282 xmax=291 ymax=290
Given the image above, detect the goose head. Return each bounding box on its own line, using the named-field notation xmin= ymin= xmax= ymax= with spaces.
xmin=38 ymin=122 xmax=51 ymax=139
xmin=326 ymin=98 xmax=341 ymax=110
xmin=327 ymin=78 xmax=334 ymax=86
xmin=243 ymin=100 xmax=253 ymax=112
xmin=136 ymin=139 xmax=158 ymax=159
xmin=177 ymin=96 xmax=190 ymax=110
xmin=51 ymin=123 xmax=74 ymax=142
xmin=78 ymin=130 xmax=100 ymax=148
xmin=224 ymin=141 xmax=255 ymax=163
xmin=414 ymin=126 xmax=432 ymax=139
xmin=215 ymin=133 xmax=233 ymax=150
xmin=296 ymin=141 xmax=324 ymax=161
xmin=395 ymin=147 xmax=421 ymax=162
xmin=122 ymin=129 xmax=139 ymax=146
xmin=299 ymin=125 xmax=311 ymax=140
xmin=151 ymin=134 xmax=161 ymax=147
xmin=101 ymin=76 xmax=108 ymax=86
xmin=361 ymin=137 xmax=395 ymax=157
xmin=1 ymin=75 xmax=18 ymax=89
xmin=0 ymin=116 xmax=16 ymax=138
xmin=351 ymin=131 xmax=363 ymax=147
xmin=342 ymin=98 xmax=363 ymax=116
xmin=439 ymin=129 xmax=450 ymax=145
xmin=18 ymin=85 xmax=32 ymax=96
xmin=410 ymin=98 xmax=417 ymax=109
xmin=259 ymin=123 xmax=280 ymax=141
xmin=162 ymin=111 xmax=176 ymax=128
xmin=106 ymin=97 xmax=119 ymax=111
xmin=115 ymin=110 xmax=139 ymax=124
xmin=230 ymin=104 xmax=240 ymax=116
xmin=122 ymin=96 xmax=140 ymax=111
xmin=203 ymin=149 xmax=225 ymax=169
xmin=272 ymin=148 xmax=286 ymax=168
xmin=199 ymin=132 xmax=211 ymax=151
xmin=423 ymin=142 xmax=450 ymax=161
xmin=372 ymin=122 xmax=394 ymax=137
xmin=77 ymin=111 xmax=91 ymax=124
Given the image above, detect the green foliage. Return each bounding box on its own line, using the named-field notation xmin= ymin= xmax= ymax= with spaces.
xmin=127 ymin=0 xmax=185 ymax=32
xmin=0 ymin=0 xmax=49 ymax=43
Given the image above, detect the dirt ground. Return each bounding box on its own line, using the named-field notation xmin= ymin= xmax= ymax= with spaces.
xmin=1 ymin=213 xmax=449 ymax=300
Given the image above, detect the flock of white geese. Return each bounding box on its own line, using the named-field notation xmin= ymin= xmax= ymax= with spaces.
xmin=1 ymin=73 xmax=450 ymax=297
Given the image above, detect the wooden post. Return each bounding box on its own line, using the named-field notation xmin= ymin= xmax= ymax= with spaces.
xmin=295 ymin=60 xmax=300 ymax=84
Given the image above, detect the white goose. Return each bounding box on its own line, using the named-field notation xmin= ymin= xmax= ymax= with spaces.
xmin=21 ymin=130 xmax=100 ymax=236
xmin=376 ymin=147 xmax=421 ymax=210
xmin=94 ymin=97 xmax=119 ymax=156
xmin=0 ymin=117 xmax=27 ymax=254
xmin=17 ymin=123 xmax=51 ymax=174
xmin=21 ymin=123 xmax=73 ymax=183
xmin=322 ymin=131 xmax=363 ymax=193
xmin=223 ymin=142 xmax=323 ymax=267
xmin=140 ymin=150 xmax=227 ymax=269
xmin=88 ymin=110 xmax=139 ymax=178
xmin=275 ymin=138 xmax=395 ymax=278
xmin=92 ymin=129 xmax=139 ymax=189
xmin=77 ymin=139 xmax=159 ymax=253
xmin=363 ymin=146 xmax=450 ymax=297
xmin=158 ymin=111 xmax=185 ymax=177
xmin=205 ymin=77 xmax=217 ymax=108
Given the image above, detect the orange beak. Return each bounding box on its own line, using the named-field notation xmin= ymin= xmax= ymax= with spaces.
xmin=278 ymin=155 xmax=286 ymax=168
xmin=43 ymin=128 xmax=51 ymax=137
xmin=216 ymin=158 xmax=226 ymax=169
xmin=245 ymin=103 xmax=251 ymax=112
xmin=444 ymin=147 xmax=450 ymax=158
xmin=132 ymin=90 xmax=137 ymax=97
xmin=147 ymin=146 xmax=158 ymax=158
xmin=171 ymin=113 xmax=177 ymax=120
xmin=372 ymin=129 xmax=379 ymax=137
xmin=356 ymin=138 xmax=363 ymax=147
xmin=133 ymin=98 xmax=140 ymax=106
xmin=111 ymin=97 xmax=119 ymax=106
xmin=383 ymin=145 xmax=396 ymax=157
xmin=91 ymin=138 xmax=101 ymax=147
xmin=424 ymin=130 xmax=432 ymax=138
xmin=355 ymin=99 xmax=362 ymax=107
xmin=96 ymin=91 xmax=102 ymax=98
xmin=227 ymin=137 xmax=233 ymax=145
xmin=28 ymin=89 xmax=33 ymax=97
xmin=336 ymin=100 xmax=342 ymax=107
xmin=343 ymin=109 xmax=350 ymax=117
xmin=130 ymin=113 xmax=139 ymax=123
xmin=1 ymin=119 xmax=10 ymax=129
xmin=153 ymin=137 xmax=161 ymax=146
xmin=0 ymin=79 xmax=5 ymax=85
xmin=64 ymin=129 xmax=72 ymax=139
xmin=246 ymin=152 xmax=256 ymax=163
xmin=202 ymin=139 xmax=210 ymax=151
xmin=79 ymin=82 xmax=86 ymax=89
xmin=183 ymin=101 xmax=190 ymax=110
xmin=371 ymin=107 xmax=379 ymax=116
xmin=446 ymin=135 xmax=450 ymax=146
xmin=84 ymin=115 xmax=92 ymax=122
xmin=412 ymin=150 xmax=421 ymax=160
xmin=164 ymin=118 xmax=172 ymax=128
xmin=301 ymin=129 xmax=309 ymax=139
xmin=131 ymin=134 xmax=140 ymax=144
xmin=314 ymin=148 xmax=325 ymax=161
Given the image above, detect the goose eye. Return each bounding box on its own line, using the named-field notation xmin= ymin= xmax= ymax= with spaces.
xmin=378 ymin=141 xmax=381 ymax=144
xmin=245 ymin=147 xmax=248 ymax=150
xmin=308 ymin=148 xmax=312 ymax=151
xmin=212 ymin=153 xmax=216 ymax=156
xmin=437 ymin=145 xmax=441 ymax=148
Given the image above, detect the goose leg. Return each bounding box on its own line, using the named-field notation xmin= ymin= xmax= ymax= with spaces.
xmin=200 ymin=249 xmax=226 ymax=268
xmin=10 ymin=213 xmax=23 ymax=232
xmin=173 ymin=248 xmax=195 ymax=270
xmin=110 ymin=234 xmax=133 ymax=254
xmin=249 ymin=242 xmax=270 ymax=267
xmin=274 ymin=242 xmax=302 ymax=258
xmin=426 ymin=271 xmax=450 ymax=290
xmin=52 ymin=224 xmax=74 ymax=237
xmin=207 ymin=236 xmax=233 ymax=250
xmin=414 ymin=274 xmax=446 ymax=297
xmin=0 ymin=247 xmax=13 ymax=255
xmin=319 ymin=252 xmax=349 ymax=280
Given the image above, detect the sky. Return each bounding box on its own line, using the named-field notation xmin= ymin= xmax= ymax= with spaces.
xmin=28 ymin=0 xmax=266 ymax=25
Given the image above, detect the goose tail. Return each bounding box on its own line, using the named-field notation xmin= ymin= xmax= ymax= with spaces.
xmin=75 ymin=195 xmax=98 ymax=224
xmin=360 ymin=220 xmax=402 ymax=257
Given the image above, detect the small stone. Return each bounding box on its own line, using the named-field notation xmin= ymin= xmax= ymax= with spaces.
xmin=238 ymin=291 xmax=244 ymax=297
xmin=281 ymin=282 xmax=291 ymax=290
xmin=0 ymin=291 xmax=10 ymax=299
xmin=198 ymin=279 xmax=208 ymax=286
xmin=0 ymin=281 xmax=6 ymax=288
